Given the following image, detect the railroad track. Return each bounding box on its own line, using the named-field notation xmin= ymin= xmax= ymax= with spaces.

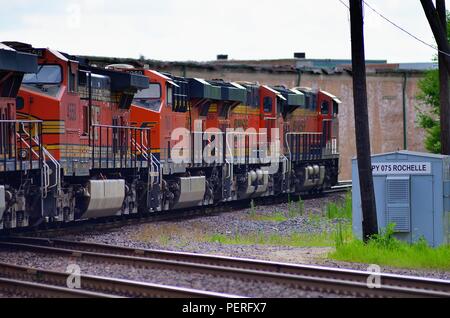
xmin=0 ymin=237 xmax=448 ymax=298
xmin=325 ymin=181 xmax=352 ymax=194
xmin=0 ymin=276 xmax=118 ymax=298
xmin=0 ymin=261 xmax=239 ymax=298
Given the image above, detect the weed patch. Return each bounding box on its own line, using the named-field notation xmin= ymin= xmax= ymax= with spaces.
xmin=330 ymin=224 xmax=450 ymax=271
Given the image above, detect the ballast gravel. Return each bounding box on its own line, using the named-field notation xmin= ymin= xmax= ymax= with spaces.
xmin=0 ymin=250 xmax=345 ymax=298
xmin=56 ymin=193 xmax=450 ymax=280
xmin=56 ymin=193 xmax=450 ymax=281
xmin=0 ymin=192 xmax=448 ymax=298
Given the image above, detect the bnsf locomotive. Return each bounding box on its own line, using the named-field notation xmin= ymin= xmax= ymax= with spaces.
xmin=0 ymin=43 xmax=340 ymax=230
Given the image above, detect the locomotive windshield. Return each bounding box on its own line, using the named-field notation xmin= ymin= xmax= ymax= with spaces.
xmin=23 ymin=65 xmax=62 ymax=85
xmin=133 ymin=83 xmax=162 ymax=112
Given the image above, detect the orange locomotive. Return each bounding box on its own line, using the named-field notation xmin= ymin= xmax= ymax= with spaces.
xmin=125 ymin=72 xmax=342 ymax=211
xmin=2 ymin=42 xmax=151 ymax=229
xmin=295 ymin=87 xmax=341 ymax=190
xmin=125 ymin=69 xmax=253 ymax=209
xmin=121 ymin=67 xmax=191 ymax=210
xmin=0 ymin=43 xmax=341 ymax=231
xmin=0 ymin=43 xmax=39 ymax=229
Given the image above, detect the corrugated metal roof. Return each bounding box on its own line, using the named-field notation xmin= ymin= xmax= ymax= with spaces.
xmin=398 ymin=63 xmax=438 ymax=70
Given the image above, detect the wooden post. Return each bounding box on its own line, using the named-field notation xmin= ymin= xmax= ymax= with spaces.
xmin=350 ymin=0 xmax=378 ymax=241
xmin=421 ymin=0 xmax=450 ymax=73
xmin=437 ymin=0 xmax=450 ymax=155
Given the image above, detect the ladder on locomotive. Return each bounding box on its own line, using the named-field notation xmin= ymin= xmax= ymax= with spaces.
xmin=17 ymin=123 xmax=61 ymax=198
xmin=130 ymin=135 xmax=161 ymax=186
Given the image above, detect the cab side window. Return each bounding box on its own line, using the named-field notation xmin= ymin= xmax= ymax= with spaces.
xmin=167 ymin=86 xmax=173 ymax=106
xmin=321 ymin=101 xmax=330 ymax=115
xmin=263 ymin=97 xmax=273 ymax=113
xmin=333 ymin=100 xmax=339 ymax=115
xmin=68 ymin=70 xmax=77 ymax=93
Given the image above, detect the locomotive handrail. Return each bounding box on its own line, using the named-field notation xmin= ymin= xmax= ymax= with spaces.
xmin=18 ymin=123 xmax=59 ymax=196
xmin=32 ymin=135 xmax=61 ymax=197
xmin=131 ymin=138 xmax=149 ymax=160
xmin=325 ymin=137 xmax=339 ymax=156
xmin=150 ymin=153 xmax=161 ymax=186
xmin=91 ymin=124 xmax=151 ymax=131
xmin=225 ymin=131 xmax=267 ymax=164
xmin=0 ymin=120 xmax=43 ymax=123
xmin=285 ymin=132 xmax=324 ymax=164
xmin=225 ymin=158 xmax=233 ymax=180
xmin=15 ymin=131 xmax=51 ymax=196
xmin=90 ymin=124 xmax=152 ymax=170
xmin=15 ymin=124 xmax=46 ymax=193
xmin=286 ymin=132 xmax=323 ymax=135
xmin=281 ymin=155 xmax=289 ymax=175
xmin=0 ymin=120 xmax=48 ymax=206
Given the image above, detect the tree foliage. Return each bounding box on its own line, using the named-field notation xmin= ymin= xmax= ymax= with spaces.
xmin=417 ymin=12 xmax=450 ymax=154
xmin=417 ymin=70 xmax=441 ymax=153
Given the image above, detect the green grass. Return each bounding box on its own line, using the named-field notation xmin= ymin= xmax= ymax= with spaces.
xmin=248 ymin=195 xmax=304 ymax=222
xmin=287 ymin=195 xmax=304 ymax=218
xmin=326 ymin=191 xmax=352 ymax=220
xmin=330 ymin=224 xmax=450 ymax=271
xmin=249 ymin=200 xmax=257 ymax=219
xmin=208 ymin=225 xmax=353 ymax=248
xmin=249 ymin=212 xmax=288 ymax=222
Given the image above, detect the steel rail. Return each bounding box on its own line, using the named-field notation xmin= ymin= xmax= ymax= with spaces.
xmin=0 ymin=276 xmax=118 ymax=298
xmin=0 ymin=262 xmax=239 ymax=298
xmin=325 ymin=184 xmax=352 ymax=194
xmin=0 ymin=240 xmax=447 ymax=298
xmin=3 ymin=237 xmax=447 ymax=295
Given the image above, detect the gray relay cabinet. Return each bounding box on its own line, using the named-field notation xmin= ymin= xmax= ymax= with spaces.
xmin=352 ymin=151 xmax=450 ymax=247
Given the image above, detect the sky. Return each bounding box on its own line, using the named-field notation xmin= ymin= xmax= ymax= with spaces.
xmin=0 ymin=0 xmax=449 ymax=63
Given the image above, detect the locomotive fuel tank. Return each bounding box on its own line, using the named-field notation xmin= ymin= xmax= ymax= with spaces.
xmin=81 ymin=180 xmax=126 ymax=219
xmin=172 ymin=176 xmax=206 ymax=209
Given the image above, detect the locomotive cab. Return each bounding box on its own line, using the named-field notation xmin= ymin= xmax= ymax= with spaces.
xmin=317 ymin=90 xmax=341 ymax=158
xmin=286 ymin=87 xmax=340 ymax=193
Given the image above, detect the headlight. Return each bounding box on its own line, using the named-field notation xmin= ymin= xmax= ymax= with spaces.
xmin=18 ymin=149 xmax=29 ymax=160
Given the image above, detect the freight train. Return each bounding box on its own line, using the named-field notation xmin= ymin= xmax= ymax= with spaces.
xmin=0 ymin=42 xmax=340 ymax=230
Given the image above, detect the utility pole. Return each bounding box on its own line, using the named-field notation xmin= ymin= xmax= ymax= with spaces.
xmin=437 ymin=0 xmax=450 ymax=155
xmin=422 ymin=0 xmax=450 ymax=73
xmin=422 ymin=0 xmax=450 ymax=154
xmin=349 ymin=0 xmax=378 ymax=241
